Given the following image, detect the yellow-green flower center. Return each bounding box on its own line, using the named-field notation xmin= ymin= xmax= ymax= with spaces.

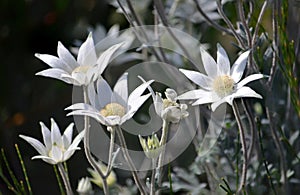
xmin=212 ymin=75 xmax=235 ymax=97
xmin=72 ymin=65 xmax=92 ymax=74
xmin=100 ymin=103 xmax=126 ymax=117
xmin=163 ymin=99 xmax=177 ymax=109
xmin=48 ymin=142 xmax=65 ymax=158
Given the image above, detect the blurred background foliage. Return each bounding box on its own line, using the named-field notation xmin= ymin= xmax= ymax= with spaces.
xmin=0 ymin=0 xmax=300 ymax=194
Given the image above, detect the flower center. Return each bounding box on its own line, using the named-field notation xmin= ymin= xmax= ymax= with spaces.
xmin=212 ymin=75 xmax=235 ymax=97
xmin=72 ymin=65 xmax=92 ymax=74
xmin=162 ymin=99 xmax=177 ymax=109
xmin=48 ymin=142 xmax=65 ymax=158
xmin=100 ymin=103 xmax=126 ymax=117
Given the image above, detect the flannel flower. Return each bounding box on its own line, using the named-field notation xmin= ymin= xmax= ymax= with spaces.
xmin=19 ymin=118 xmax=84 ymax=165
xmin=35 ymin=32 xmax=123 ymax=86
xmin=66 ymin=73 xmax=154 ymax=127
xmin=177 ymin=44 xmax=265 ymax=111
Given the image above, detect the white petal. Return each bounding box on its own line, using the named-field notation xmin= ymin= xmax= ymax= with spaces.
xmin=65 ymin=103 xmax=97 ymax=112
xmin=179 ymin=69 xmax=212 ymax=90
xmin=36 ymin=69 xmax=74 ymax=84
xmin=50 ymin=118 xmax=62 ymax=146
xmin=177 ymin=89 xmax=210 ymax=100
xmin=77 ymin=33 xmax=97 ymax=66
xmin=200 ymin=48 xmax=218 ymax=78
xmin=96 ymin=42 xmax=124 ymax=75
xmin=40 ymin=122 xmax=51 ymax=150
xmin=35 ymin=53 xmax=71 ymax=72
xmin=231 ymin=86 xmax=263 ymax=100
xmin=57 ymin=42 xmax=79 ymax=70
xmin=123 ymin=93 xmax=151 ymax=124
xmin=127 ymin=80 xmax=154 ymax=107
xmin=154 ymin=93 xmax=163 ymax=116
xmin=113 ymin=72 xmax=128 ymax=106
xmin=51 ymin=145 xmax=63 ymax=162
xmin=192 ymin=92 xmax=219 ymax=106
xmin=63 ymin=148 xmax=80 ymax=162
xmin=230 ymin=50 xmax=250 ymax=83
xmin=62 ymin=123 xmax=74 ymax=148
xmin=19 ymin=135 xmax=47 ymax=155
xmin=236 ymin=74 xmax=265 ymax=89
xmin=67 ymin=110 xmax=107 ymax=126
xmin=87 ymin=82 xmax=97 ymax=107
xmin=60 ymin=73 xmax=81 ymax=85
xmin=211 ymin=98 xmax=227 ymax=112
xmin=32 ymin=155 xmax=57 ymax=165
xmin=217 ymin=43 xmax=230 ymax=75
xmin=96 ymin=78 xmax=113 ymax=108
xmin=68 ymin=130 xmax=84 ymax=151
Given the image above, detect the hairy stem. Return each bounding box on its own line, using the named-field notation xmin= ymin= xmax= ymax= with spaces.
xmin=82 ymin=87 xmax=109 ymax=195
xmin=116 ymin=126 xmax=147 ymax=194
xmin=193 ymin=0 xmax=232 ymax=35
xmin=150 ymin=158 xmax=157 ymax=195
xmin=57 ymin=163 xmax=73 ymax=195
xmin=232 ymin=101 xmax=248 ymax=193
xmin=105 ymin=126 xmax=116 ymax=178
xmin=157 ymin=120 xmax=169 ymax=188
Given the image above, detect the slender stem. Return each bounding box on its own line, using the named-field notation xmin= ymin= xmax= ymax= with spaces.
xmin=241 ymin=100 xmax=256 ymax=161
xmin=232 ymin=101 xmax=247 ymax=193
xmin=105 ymin=126 xmax=116 ymax=177
xmin=53 ymin=165 xmax=65 ymax=195
xmin=266 ymin=107 xmax=288 ymax=193
xmin=117 ymin=0 xmax=164 ymax=62
xmin=252 ymin=0 xmax=268 ymax=48
xmin=192 ymin=0 xmax=232 ymax=35
xmin=150 ymin=158 xmax=157 ymax=195
xmin=153 ymin=0 xmax=193 ymax=61
xmin=216 ymin=0 xmax=245 ymax=49
xmin=82 ymin=86 xmax=109 ymax=195
xmin=116 ymin=125 xmax=147 ymax=194
xmin=267 ymin=0 xmax=278 ymax=88
xmin=157 ymin=120 xmax=169 ymax=187
xmin=15 ymin=144 xmax=33 ymax=195
xmin=256 ymin=118 xmax=277 ymax=195
xmin=57 ymin=163 xmax=73 ymax=195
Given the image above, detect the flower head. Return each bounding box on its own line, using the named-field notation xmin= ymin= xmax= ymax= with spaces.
xmin=77 ymin=177 xmax=93 ymax=195
xmin=19 ymin=118 xmax=84 ymax=165
xmin=66 ymin=73 xmax=154 ymax=126
xmin=88 ymin=162 xmax=116 ymax=188
xmin=35 ymin=32 xmax=123 ymax=86
xmin=139 ymin=134 xmax=161 ymax=159
xmin=177 ymin=44 xmax=265 ymax=111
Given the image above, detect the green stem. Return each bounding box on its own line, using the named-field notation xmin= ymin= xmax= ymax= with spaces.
xmin=15 ymin=144 xmax=33 ymax=195
xmin=57 ymin=163 xmax=73 ymax=195
xmin=232 ymin=101 xmax=247 ymax=193
xmin=53 ymin=165 xmax=65 ymax=195
xmin=82 ymin=86 xmax=109 ymax=195
xmin=157 ymin=120 xmax=169 ymax=189
xmin=116 ymin=125 xmax=147 ymax=194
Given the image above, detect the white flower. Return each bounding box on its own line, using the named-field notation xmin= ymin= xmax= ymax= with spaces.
xmin=153 ymin=88 xmax=189 ymax=123
xmin=66 ymin=73 xmax=154 ymax=126
xmin=19 ymin=118 xmax=84 ymax=165
xmin=77 ymin=177 xmax=93 ymax=195
xmin=35 ymin=32 xmax=123 ymax=86
xmin=177 ymin=44 xmax=265 ymax=111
